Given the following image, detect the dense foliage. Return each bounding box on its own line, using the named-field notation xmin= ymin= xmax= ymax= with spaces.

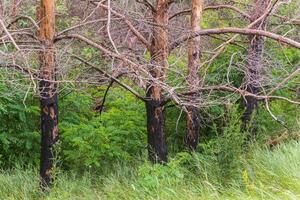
xmin=0 ymin=0 xmax=300 ymax=198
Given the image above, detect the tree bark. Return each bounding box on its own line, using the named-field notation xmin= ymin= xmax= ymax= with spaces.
xmin=241 ymin=0 xmax=269 ymax=131
xmin=37 ymin=0 xmax=58 ymax=188
xmin=185 ymin=0 xmax=203 ymax=151
xmin=146 ymin=0 xmax=170 ymax=164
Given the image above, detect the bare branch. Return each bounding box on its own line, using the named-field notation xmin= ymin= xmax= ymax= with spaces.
xmin=0 ymin=18 xmax=20 ymax=50
xmin=57 ymin=19 xmax=116 ymax=36
xmin=0 ymin=63 xmax=37 ymax=76
xmin=169 ymin=4 xmax=251 ymax=20
xmin=6 ymin=15 xmax=39 ymax=29
xmin=170 ymin=27 xmax=300 ymax=51
xmin=177 ymin=85 xmax=300 ymax=105
xmin=71 ymin=54 xmax=147 ymax=102
xmin=98 ymin=3 xmax=151 ymax=50
xmin=268 ymin=67 xmax=300 ymax=95
xmin=273 ymin=14 xmax=300 ymax=26
xmin=136 ymin=0 xmax=156 ymax=13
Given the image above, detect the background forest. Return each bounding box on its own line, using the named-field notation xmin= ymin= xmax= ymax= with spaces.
xmin=0 ymin=0 xmax=300 ymax=199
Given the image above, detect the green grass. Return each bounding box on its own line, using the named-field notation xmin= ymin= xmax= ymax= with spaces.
xmin=1 ymin=141 xmax=300 ymax=200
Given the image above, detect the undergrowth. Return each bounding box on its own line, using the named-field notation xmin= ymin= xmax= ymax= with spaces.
xmin=0 ymin=141 xmax=300 ymax=200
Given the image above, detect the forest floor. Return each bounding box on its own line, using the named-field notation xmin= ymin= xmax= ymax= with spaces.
xmin=1 ymin=141 xmax=300 ymax=200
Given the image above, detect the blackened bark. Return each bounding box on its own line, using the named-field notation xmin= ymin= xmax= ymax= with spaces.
xmin=37 ymin=0 xmax=58 ymax=189
xmin=145 ymin=0 xmax=170 ymax=164
xmin=40 ymin=88 xmax=58 ymax=188
xmin=242 ymin=0 xmax=269 ymax=131
xmin=241 ymin=83 xmax=260 ymax=131
xmin=146 ymin=97 xmax=167 ymax=163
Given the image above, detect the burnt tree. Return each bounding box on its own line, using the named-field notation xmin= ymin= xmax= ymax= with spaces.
xmin=241 ymin=0 xmax=269 ymax=131
xmin=37 ymin=0 xmax=58 ymax=188
xmin=185 ymin=0 xmax=203 ymax=151
xmin=146 ymin=0 xmax=171 ymax=163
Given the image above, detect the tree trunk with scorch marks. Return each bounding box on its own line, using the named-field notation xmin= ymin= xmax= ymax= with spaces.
xmin=37 ymin=0 xmax=58 ymax=188
xmin=185 ymin=0 xmax=203 ymax=151
xmin=146 ymin=0 xmax=170 ymax=164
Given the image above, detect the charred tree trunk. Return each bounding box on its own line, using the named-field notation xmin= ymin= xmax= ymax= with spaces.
xmin=242 ymin=0 xmax=269 ymax=131
xmin=37 ymin=0 xmax=58 ymax=188
xmin=146 ymin=0 xmax=170 ymax=164
xmin=185 ymin=0 xmax=203 ymax=151
xmin=146 ymin=95 xmax=167 ymax=163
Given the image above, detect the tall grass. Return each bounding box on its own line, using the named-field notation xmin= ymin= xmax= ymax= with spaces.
xmin=0 ymin=141 xmax=300 ymax=200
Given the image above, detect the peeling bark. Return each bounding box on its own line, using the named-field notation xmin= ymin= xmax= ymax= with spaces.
xmin=185 ymin=0 xmax=203 ymax=151
xmin=37 ymin=0 xmax=58 ymax=188
xmin=146 ymin=0 xmax=170 ymax=164
xmin=242 ymin=0 xmax=269 ymax=131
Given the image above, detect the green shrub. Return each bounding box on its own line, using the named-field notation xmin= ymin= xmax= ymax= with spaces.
xmin=60 ymin=88 xmax=147 ymax=170
xmin=0 ymin=84 xmax=40 ymax=168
